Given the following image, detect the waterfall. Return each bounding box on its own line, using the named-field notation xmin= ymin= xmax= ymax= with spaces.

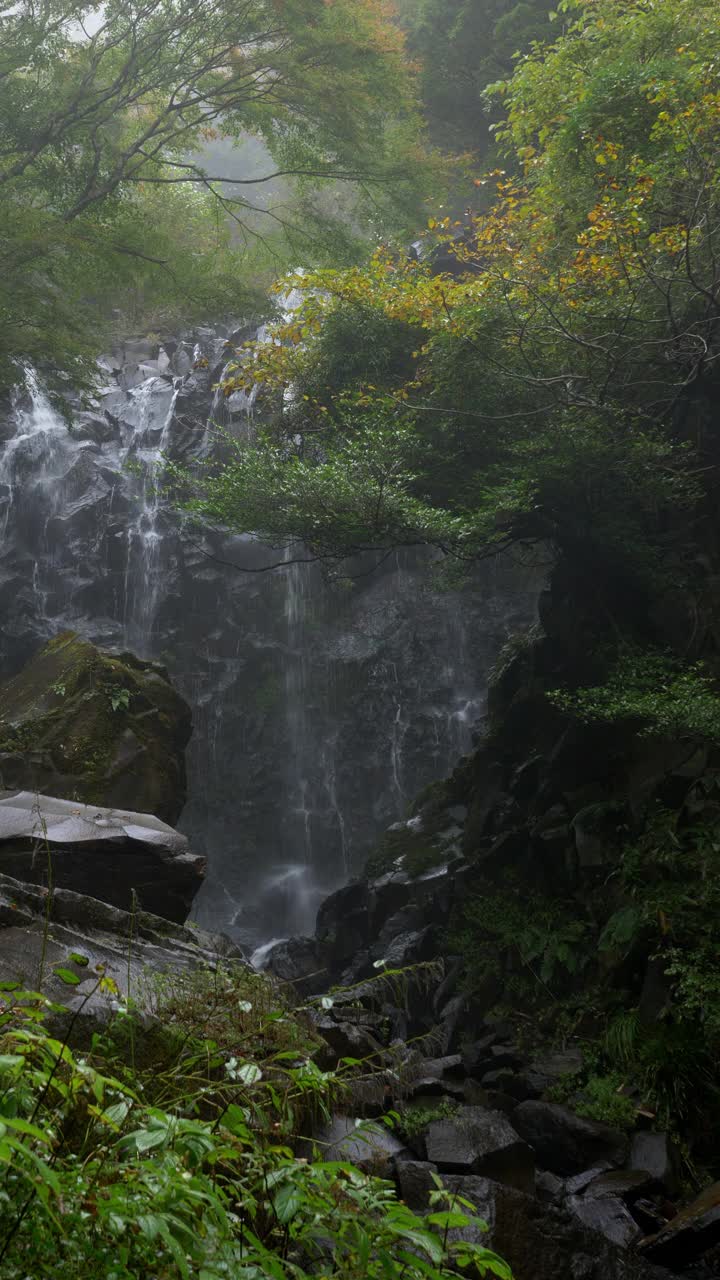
xmin=0 ymin=331 xmax=541 ymax=948
xmin=122 ymin=377 xmax=179 ymax=655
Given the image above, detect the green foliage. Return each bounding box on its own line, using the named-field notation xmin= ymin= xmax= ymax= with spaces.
xmin=177 ymin=0 xmax=720 ymax=645
xmin=399 ymin=0 xmax=555 ymax=154
xmin=452 ymin=885 xmax=590 ymax=998
xmin=550 ymin=652 xmax=720 ymax=743
xmin=108 ymin=687 xmax=131 ymax=714
xmin=574 ymin=1074 xmax=637 ymax=1131
xmin=0 ymin=0 xmax=433 ymax=392
xmin=0 ymin=969 xmax=512 ymax=1279
xmin=398 ymin=1099 xmax=460 ymax=1142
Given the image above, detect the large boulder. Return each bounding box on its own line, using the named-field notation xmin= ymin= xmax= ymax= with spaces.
xmin=439 ymin=1176 xmax=677 ymax=1280
xmin=0 ymin=870 xmax=239 ymax=1025
xmin=0 ymin=792 xmax=204 ymax=921
xmin=316 ymin=1116 xmax=408 ymax=1178
xmin=0 ymin=632 xmax=191 ymax=822
xmin=424 ymin=1106 xmax=535 ymax=1191
xmin=513 ymin=1100 xmax=629 ymax=1176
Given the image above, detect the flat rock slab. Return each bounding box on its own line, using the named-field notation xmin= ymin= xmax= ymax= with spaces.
xmin=424 ymin=1106 xmax=535 ymax=1191
xmin=0 ymin=870 xmax=242 ymax=1028
xmin=0 ymin=791 xmax=204 ymax=921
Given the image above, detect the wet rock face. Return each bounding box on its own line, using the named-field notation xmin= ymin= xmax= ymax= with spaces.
xmin=0 ymin=870 xmax=240 ymax=1034
xmin=0 ymin=330 xmax=540 ymax=944
xmin=0 ymin=632 xmax=191 ymax=823
xmin=0 ymin=792 xmax=204 ymax=921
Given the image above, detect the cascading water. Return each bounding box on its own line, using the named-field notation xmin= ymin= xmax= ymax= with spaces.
xmin=0 ymin=327 xmax=541 ymax=948
xmin=122 ymin=377 xmax=179 ymax=654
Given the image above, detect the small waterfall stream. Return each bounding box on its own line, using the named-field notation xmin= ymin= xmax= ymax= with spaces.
xmin=0 ymin=330 xmax=541 ymax=946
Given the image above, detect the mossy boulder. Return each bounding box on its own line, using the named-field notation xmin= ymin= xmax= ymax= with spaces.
xmin=0 ymin=633 xmax=191 ymax=822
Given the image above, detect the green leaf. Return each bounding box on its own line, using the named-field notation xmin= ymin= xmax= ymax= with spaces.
xmin=52 ymin=968 xmax=81 ymax=986
xmin=273 ymin=1182 xmax=304 ymax=1224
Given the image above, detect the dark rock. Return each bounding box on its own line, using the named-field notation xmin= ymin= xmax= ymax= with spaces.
xmin=476 ymin=1044 xmax=525 ymax=1073
xmin=630 ymin=1133 xmax=680 ymax=1193
xmin=641 ymin=1181 xmax=720 ymax=1268
xmin=514 ymin=1101 xmax=629 ymax=1176
xmin=584 ymin=1170 xmax=656 ymax=1202
xmin=315 ymin=1019 xmax=384 ymax=1069
xmin=409 ymin=1077 xmax=466 ymax=1101
xmin=261 ymin=936 xmax=327 ymax=996
xmin=536 ymin=1169 xmax=564 ymax=1204
xmin=380 ymin=926 xmax=436 ymax=970
xmin=424 ymin=1106 xmax=535 ymax=1191
xmin=396 ymin=1159 xmax=439 ymax=1210
xmin=317 ymin=1116 xmax=408 ymax=1178
xmin=315 ymin=881 xmax=371 ymax=972
xmin=440 ymin=1176 xmax=675 ymax=1280
xmin=481 ymin=1069 xmax=528 ymax=1098
xmin=0 ymin=870 xmax=240 ymax=1029
xmin=419 ymin=1054 xmax=465 ymax=1080
xmin=565 ymin=1165 xmax=613 ymax=1195
xmin=462 ymin=1032 xmax=500 ymax=1074
xmin=0 ymin=633 xmax=191 ymax=822
xmin=566 ymin=1192 xmax=641 ymax=1249
xmin=521 ymin=1048 xmax=583 ymax=1098
xmin=436 ymin=993 xmax=467 ymax=1053
xmin=0 ymin=793 xmax=203 ymax=921
xmin=71 ymin=411 xmax=119 ymax=445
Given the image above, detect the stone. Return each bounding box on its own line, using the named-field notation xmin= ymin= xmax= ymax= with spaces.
xmin=420 ymin=1054 xmax=465 ymax=1079
xmin=521 ymin=1048 xmax=583 ymax=1098
xmin=396 ymin=1159 xmax=438 ymax=1210
xmin=315 ymin=1018 xmax=384 ymax=1069
xmin=0 ymin=793 xmax=203 ymax=921
xmin=565 ymin=1166 xmax=612 ymax=1195
xmin=513 ymin=1101 xmax=629 ymax=1176
xmin=439 ymin=1176 xmax=675 ymax=1280
xmin=315 ymin=881 xmax=372 ymax=972
xmin=409 ymin=1077 xmax=466 ymax=1101
xmin=481 ymin=1069 xmax=528 ymax=1098
xmin=462 ymin=1032 xmax=499 ymax=1074
xmin=0 ymin=870 xmax=240 ymax=1030
xmin=0 ymin=633 xmax=191 ymax=823
xmin=536 ymin=1169 xmax=564 ymax=1203
xmin=566 ymin=1192 xmax=641 ymax=1249
xmin=317 ymin=1116 xmax=407 ymax=1178
xmin=436 ymin=994 xmax=467 ymax=1054
xmin=640 ymin=1181 xmax=720 ymax=1268
xmin=630 ymin=1132 xmax=680 ymax=1192
xmin=424 ymin=1106 xmax=535 ymax=1191
xmin=584 ymin=1170 xmax=656 ymax=1201
xmin=379 ymin=926 xmax=436 ymax=970
xmin=261 ymin=936 xmax=327 ymax=996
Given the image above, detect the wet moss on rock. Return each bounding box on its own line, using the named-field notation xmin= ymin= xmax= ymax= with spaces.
xmin=0 ymin=632 xmax=191 ymax=821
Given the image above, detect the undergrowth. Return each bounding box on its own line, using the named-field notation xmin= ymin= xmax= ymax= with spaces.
xmin=0 ymin=962 xmax=512 ymax=1279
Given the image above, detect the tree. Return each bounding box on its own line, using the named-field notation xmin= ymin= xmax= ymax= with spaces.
xmin=0 ymin=0 xmax=430 ymax=392
xmin=396 ymin=0 xmax=555 ymax=155
xmin=173 ymin=0 xmax=720 ymax=624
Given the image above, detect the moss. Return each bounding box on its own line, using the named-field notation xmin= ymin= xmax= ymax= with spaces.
xmin=365 ymin=824 xmax=448 ymax=880
xmin=0 ymin=632 xmax=190 ymax=820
